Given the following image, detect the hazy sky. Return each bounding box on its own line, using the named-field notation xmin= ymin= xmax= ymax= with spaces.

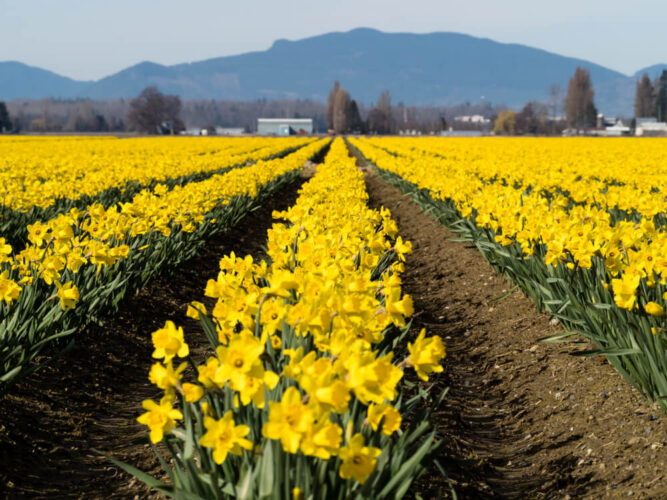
xmin=2 ymin=0 xmax=666 ymax=81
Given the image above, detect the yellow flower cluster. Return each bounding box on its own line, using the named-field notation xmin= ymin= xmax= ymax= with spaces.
xmin=0 ymin=139 xmax=328 ymax=310
xmin=351 ymin=137 xmax=667 ymax=315
xmin=0 ymin=136 xmax=312 ymax=212
xmin=138 ymin=138 xmax=446 ymax=487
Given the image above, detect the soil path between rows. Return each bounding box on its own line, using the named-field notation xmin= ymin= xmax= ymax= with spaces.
xmin=0 ymin=174 xmax=310 ymax=499
xmin=355 ymin=148 xmax=667 ymax=499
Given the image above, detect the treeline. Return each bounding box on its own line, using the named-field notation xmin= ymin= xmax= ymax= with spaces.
xmin=494 ymin=67 xmax=598 ymax=135
xmin=325 ymin=81 xmax=502 ymax=134
xmin=4 ymin=95 xmax=329 ymax=133
xmin=2 ymin=92 xmax=501 ymax=134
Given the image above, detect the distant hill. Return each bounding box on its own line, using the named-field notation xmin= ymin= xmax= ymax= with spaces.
xmin=0 ymin=61 xmax=90 ymax=100
xmin=1 ymin=28 xmax=663 ymax=116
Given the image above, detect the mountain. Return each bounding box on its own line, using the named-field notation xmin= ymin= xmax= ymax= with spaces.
xmin=0 ymin=61 xmax=90 ymax=100
xmin=80 ymin=28 xmax=630 ymax=113
xmin=1 ymin=28 xmax=661 ymax=115
xmin=634 ymin=64 xmax=667 ymax=79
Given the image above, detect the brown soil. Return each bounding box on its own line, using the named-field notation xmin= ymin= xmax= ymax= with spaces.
xmin=356 ymin=152 xmax=667 ymax=499
xmin=0 ymin=176 xmax=309 ymax=499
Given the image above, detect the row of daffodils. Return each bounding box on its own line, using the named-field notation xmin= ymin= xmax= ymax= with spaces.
xmin=350 ymin=136 xmax=666 ymax=411
xmin=0 ymin=136 xmax=312 ymax=213
xmin=0 ymin=136 xmax=312 ymax=245
xmin=0 ymin=138 xmax=328 ymax=392
xmin=131 ymin=138 xmax=446 ymax=499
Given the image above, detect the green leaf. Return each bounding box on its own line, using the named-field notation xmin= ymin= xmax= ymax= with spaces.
xmin=258 ymin=441 xmax=275 ymax=499
xmin=571 ymin=347 xmax=642 ymax=357
xmin=377 ymin=431 xmax=437 ymax=498
xmin=98 ymin=450 xmax=176 ymax=494
xmin=236 ymin=463 xmax=255 ymax=500
xmin=537 ymin=331 xmax=581 ymax=343
xmin=0 ymin=365 xmax=22 ymax=382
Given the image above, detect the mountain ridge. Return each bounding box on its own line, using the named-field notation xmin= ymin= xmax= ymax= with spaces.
xmin=0 ymin=28 xmax=661 ymax=116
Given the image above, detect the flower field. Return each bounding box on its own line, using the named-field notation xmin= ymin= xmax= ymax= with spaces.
xmin=1 ymin=134 xmax=665 ymax=498
xmin=350 ymin=136 xmax=667 ymax=410
xmin=0 ymin=136 xmax=312 ymax=245
xmin=0 ymin=136 xmax=325 ymax=391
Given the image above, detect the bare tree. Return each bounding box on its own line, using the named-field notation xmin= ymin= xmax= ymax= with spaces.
xmin=548 ymin=84 xmax=561 ymax=117
xmin=332 ymin=87 xmax=350 ymax=134
xmin=635 ymin=74 xmax=655 ymax=118
xmin=565 ymin=67 xmax=597 ymax=130
xmin=366 ymin=108 xmax=387 ymax=134
xmin=515 ymin=102 xmax=550 ymax=135
xmin=325 ymin=81 xmax=340 ymax=131
xmin=127 ymin=86 xmax=183 ymax=134
xmin=548 ymin=84 xmax=561 ymax=134
xmin=376 ymin=90 xmax=393 ymax=133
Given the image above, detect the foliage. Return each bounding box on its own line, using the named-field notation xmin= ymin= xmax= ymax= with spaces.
xmin=493 ymin=110 xmax=516 ymax=135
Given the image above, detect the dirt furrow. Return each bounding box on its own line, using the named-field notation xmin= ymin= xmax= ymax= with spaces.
xmin=357 ymin=153 xmax=667 ymax=499
xmin=0 ymin=175 xmax=309 ymax=499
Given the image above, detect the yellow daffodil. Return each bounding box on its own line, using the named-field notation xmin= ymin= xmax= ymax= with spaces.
xmin=151 ymin=320 xmax=189 ymax=362
xmin=262 ymin=387 xmax=313 ymax=454
xmin=54 ymin=280 xmax=79 ymax=310
xmin=136 ymin=395 xmax=183 ymax=444
xmin=199 ymin=411 xmax=253 ymax=464
xmin=338 ymin=433 xmax=381 ymax=484
xmin=645 ymin=301 xmax=665 ymax=317
xmin=367 ymin=403 xmax=402 ymax=435
xmin=408 ymin=329 xmax=446 ymax=381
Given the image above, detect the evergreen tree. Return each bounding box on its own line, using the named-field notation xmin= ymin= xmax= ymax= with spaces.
xmin=0 ymin=102 xmax=12 ymax=132
xmin=656 ymin=71 xmax=667 ymax=122
xmin=346 ymin=100 xmax=363 ymax=133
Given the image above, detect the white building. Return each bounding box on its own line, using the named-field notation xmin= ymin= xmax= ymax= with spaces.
xmin=601 ymin=121 xmax=631 ymax=136
xmin=454 ymin=115 xmax=490 ymax=125
xmin=215 ymin=127 xmax=245 ymax=136
xmin=257 ymin=118 xmax=313 ymax=135
xmin=635 ymin=117 xmax=667 ymax=136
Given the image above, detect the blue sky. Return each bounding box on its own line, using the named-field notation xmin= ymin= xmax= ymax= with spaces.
xmin=2 ymin=0 xmax=665 ymax=81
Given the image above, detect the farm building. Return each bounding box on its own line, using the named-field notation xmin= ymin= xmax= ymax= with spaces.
xmin=635 ymin=117 xmax=667 ymax=136
xmin=257 ymin=118 xmax=313 ymax=135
